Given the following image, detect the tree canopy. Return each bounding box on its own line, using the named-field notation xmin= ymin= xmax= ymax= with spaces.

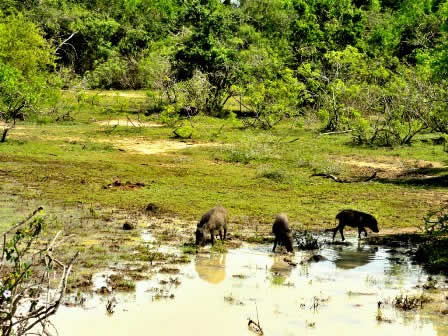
xmin=0 ymin=0 xmax=447 ymax=140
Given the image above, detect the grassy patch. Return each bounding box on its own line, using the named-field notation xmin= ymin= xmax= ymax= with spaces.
xmin=270 ymin=274 xmax=286 ymax=286
xmin=110 ymin=274 xmax=136 ymax=291
xmin=1 ymin=90 xmax=447 ymax=236
xmin=181 ymin=243 xmax=198 ymax=254
xmin=256 ymin=166 xmax=290 ymax=183
xmin=211 ymin=240 xmax=228 ymax=253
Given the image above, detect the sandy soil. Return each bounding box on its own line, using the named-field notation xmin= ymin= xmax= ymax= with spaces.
xmin=337 ymin=155 xmax=445 ymax=178
xmin=94 ymin=91 xmax=147 ymax=98
xmin=111 ymin=138 xmax=219 ymax=155
xmin=96 ymin=119 xmax=163 ymax=128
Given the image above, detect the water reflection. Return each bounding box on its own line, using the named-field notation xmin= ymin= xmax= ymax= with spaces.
xmin=52 ymin=240 xmax=448 ymax=336
xmin=270 ymin=255 xmax=293 ymax=277
xmin=195 ymin=253 xmax=226 ymax=284
xmin=333 ymin=242 xmax=378 ymax=270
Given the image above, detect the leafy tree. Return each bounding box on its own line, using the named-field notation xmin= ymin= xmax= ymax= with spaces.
xmin=174 ymin=1 xmax=241 ymax=115
xmin=290 ymin=0 xmax=366 ymax=64
xmin=315 ymin=46 xmax=371 ymax=132
xmin=0 ymin=13 xmax=58 ymax=142
xmin=234 ymin=69 xmax=304 ymax=129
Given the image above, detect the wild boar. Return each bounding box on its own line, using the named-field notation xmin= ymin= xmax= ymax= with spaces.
xmin=329 ymin=209 xmax=379 ymax=241
xmin=272 ymin=213 xmax=294 ymax=253
xmin=195 ymin=206 xmax=228 ymax=246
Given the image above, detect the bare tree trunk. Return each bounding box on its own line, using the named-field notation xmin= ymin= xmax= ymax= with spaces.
xmin=1 ymin=128 xmax=9 ymax=143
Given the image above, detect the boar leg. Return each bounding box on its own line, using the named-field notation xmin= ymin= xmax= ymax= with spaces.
xmin=363 ymin=227 xmax=368 ymax=237
xmin=332 ymin=226 xmax=340 ymax=241
xmin=210 ymin=229 xmax=215 ymax=245
xmin=339 ymin=227 xmax=345 ymax=241
xmin=219 ymin=229 xmax=223 ymax=241
xmin=358 ymin=226 xmax=363 ymax=239
xmin=223 ymin=227 xmax=227 ymax=240
xmin=272 ymin=239 xmax=278 ymax=252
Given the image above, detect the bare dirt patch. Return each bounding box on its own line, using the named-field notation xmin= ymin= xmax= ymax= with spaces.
xmin=112 ymin=138 xmax=219 ymax=155
xmin=0 ymin=122 xmax=29 ymax=131
xmin=337 ymin=155 xmax=445 ymax=178
xmin=96 ymin=119 xmax=163 ymax=128
xmin=95 ymin=91 xmax=147 ymax=98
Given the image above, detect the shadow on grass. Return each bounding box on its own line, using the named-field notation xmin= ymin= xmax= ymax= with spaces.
xmin=377 ymin=167 xmax=448 ymax=188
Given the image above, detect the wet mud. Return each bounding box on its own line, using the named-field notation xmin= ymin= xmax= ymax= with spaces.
xmin=54 ymin=237 xmax=448 ymax=336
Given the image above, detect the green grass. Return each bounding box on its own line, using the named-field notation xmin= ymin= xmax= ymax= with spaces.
xmin=211 ymin=241 xmax=228 ymax=253
xmin=1 ymin=90 xmax=447 ymax=234
xmin=271 ymin=274 xmax=286 ymax=286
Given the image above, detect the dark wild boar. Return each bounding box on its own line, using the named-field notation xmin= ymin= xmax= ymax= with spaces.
xmin=328 ymin=209 xmax=379 ymax=241
xmin=195 ymin=206 xmax=228 ymax=246
xmin=272 ymin=213 xmax=294 ymax=253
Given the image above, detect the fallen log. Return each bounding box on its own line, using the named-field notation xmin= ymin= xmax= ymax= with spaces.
xmin=319 ymin=130 xmax=353 ymax=136
xmin=311 ymin=171 xmax=376 ymax=183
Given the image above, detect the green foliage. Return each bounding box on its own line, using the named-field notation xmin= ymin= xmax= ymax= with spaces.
xmin=423 ymin=203 xmax=448 ymax=236
xmin=0 ymin=13 xmax=59 ymax=132
xmin=353 ymin=67 xmax=445 ymax=145
xmin=236 ymin=69 xmax=304 ymax=129
xmin=1 ymin=0 xmax=448 ymax=140
xmin=174 ymin=2 xmax=241 ymax=114
xmin=86 ymin=52 xmax=144 ymax=89
xmin=0 ymin=209 xmax=77 ymax=336
xmin=1 ymin=216 xmax=44 ymax=299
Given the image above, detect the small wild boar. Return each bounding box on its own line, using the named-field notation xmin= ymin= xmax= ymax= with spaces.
xmin=329 ymin=209 xmax=379 ymax=241
xmin=272 ymin=213 xmax=294 ymax=253
xmin=195 ymin=206 xmax=228 ymax=246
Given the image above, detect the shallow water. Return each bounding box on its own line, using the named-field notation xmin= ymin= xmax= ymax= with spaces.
xmin=53 ymin=237 xmax=448 ymax=336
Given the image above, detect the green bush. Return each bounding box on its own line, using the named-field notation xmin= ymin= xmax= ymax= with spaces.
xmin=256 ymin=166 xmax=290 ymax=183
xmin=86 ymin=53 xmax=144 ymax=89
xmin=423 ymin=203 xmax=448 ymax=236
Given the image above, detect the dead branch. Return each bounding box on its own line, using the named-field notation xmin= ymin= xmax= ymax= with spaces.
xmin=319 ymin=130 xmax=353 ymax=136
xmin=284 ymin=137 xmax=300 ymax=144
xmin=248 ymin=302 xmax=263 ymax=335
xmin=311 ymin=171 xmax=376 ymax=183
xmin=248 ymin=319 xmax=263 ymax=335
xmin=55 ymin=32 xmax=77 ymax=55
xmin=1 ymin=207 xmax=43 ymax=261
xmin=126 ymin=116 xmax=138 ymax=127
xmin=1 ymin=208 xmax=79 ymax=336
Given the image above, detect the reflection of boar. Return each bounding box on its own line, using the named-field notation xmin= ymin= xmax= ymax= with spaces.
xmin=334 ymin=244 xmax=378 ymax=270
xmin=195 ymin=206 xmax=228 ymax=246
xmin=329 ymin=210 xmax=379 ymax=241
xmin=272 ymin=214 xmax=294 ymax=253
xmin=195 ymin=254 xmax=226 ymax=284
xmin=270 ymin=255 xmax=293 ymax=277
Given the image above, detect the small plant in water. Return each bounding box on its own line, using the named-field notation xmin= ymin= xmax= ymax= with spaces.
xmin=306 ymin=321 xmax=316 ymax=328
xmin=393 ymin=293 xmax=431 ymax=311
xmin=376 ymin=301 xmax=393 ymax=323
xmin=270 ymin=274 xmax=286 ymax=286
xmin=365 ymin=275 xmax=378 ymax=286
xmin=106 ymin=297 xmax=117 ymax=314
xmin=211 ymin=240 xmax=227 ymax=253
xmin=294 ymin=230 xmax=321 ymax=250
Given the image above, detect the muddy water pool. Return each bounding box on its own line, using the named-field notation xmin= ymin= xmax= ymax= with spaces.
xmin=54 ymin=237 xmax=448 ymax=336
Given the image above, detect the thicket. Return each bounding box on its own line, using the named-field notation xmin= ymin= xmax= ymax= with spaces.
xmin=0 ymin=0 xmax=447 ymax=142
